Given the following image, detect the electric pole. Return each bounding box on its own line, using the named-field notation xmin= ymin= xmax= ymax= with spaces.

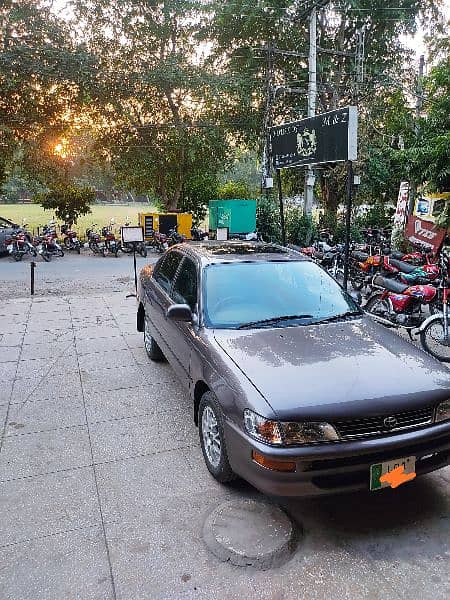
xmin=304 ymin=6 xmax=317 ymax=216
xmin=408 ymin=54 xmax=425 ymax=215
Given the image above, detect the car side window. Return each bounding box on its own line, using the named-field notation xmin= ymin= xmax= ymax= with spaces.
xmin=172 ymin=257 xmax=198 ymax=310
xmin=153 ymin=251 xmax=183 ymax=294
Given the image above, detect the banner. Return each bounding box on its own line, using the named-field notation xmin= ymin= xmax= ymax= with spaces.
xmin=405 ymin=216 xmax=446 ymax=254
xmin=393 ymin=181 xmax=409 ymax=227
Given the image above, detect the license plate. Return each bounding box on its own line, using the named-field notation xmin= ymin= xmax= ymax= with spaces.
xmin=370 ymin=456 xmax=416 ymax=491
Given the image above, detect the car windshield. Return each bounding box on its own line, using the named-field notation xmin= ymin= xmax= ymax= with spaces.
xmin=203 ymin=260 xmax=361 ymax=329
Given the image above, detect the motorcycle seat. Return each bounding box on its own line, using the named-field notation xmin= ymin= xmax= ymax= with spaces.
xmin=390 ymin=251 xmax=405 ymax=260
xmin=388 ymin=258 xmax=417 ymax=274
xmin=373 ymin=275 xmax=409 ymax=294
xmin=352 ymin=251 xmax=369 ymax=262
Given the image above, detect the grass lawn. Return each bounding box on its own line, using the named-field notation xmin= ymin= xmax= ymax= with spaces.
xmin=0 ymin=203 xmax=156 ymax=237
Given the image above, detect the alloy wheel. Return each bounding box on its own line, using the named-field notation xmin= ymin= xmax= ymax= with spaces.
xmin=202 ymin=406 xmax=221 ymax=468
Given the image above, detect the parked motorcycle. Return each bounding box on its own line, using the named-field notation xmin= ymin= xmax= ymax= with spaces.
xmin=419 ymin=252 xmax=450 ymax=362
xmin=364 ymin=274 xmax=437 ymax=332
xmin=190 ymin=226 xmax=209 ymax=241
xmin=61 ymin=224 xmax=81 ymax=254
xmin=6 ymin=228 xmax=37 ymax=261
xmin=86 ymin=225 xmax=103 ymax=254
xmin=149 ymin=229 xmax=168 ymax=253
xmin=35 ymin=225 xmax=64 ymax=261
xmin=168 ymin=224 xmax=186 ymax=246
xmin=101 ymin=226 xmax=121 ymax=257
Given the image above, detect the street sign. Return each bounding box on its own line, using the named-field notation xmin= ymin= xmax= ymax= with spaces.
xmin=270 ymin=106 xmax=358 ymax=169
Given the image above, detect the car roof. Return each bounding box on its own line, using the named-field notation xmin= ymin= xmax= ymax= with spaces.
xmin=173 ymin=241 xmax=309 ymax=265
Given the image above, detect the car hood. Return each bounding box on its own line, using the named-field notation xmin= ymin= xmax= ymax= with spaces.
xmin=213 ymin=318 xmax=450 ymax=420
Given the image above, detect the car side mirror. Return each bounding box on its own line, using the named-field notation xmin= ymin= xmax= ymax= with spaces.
xmin=166 ymin=304 xmax=193 ymax=322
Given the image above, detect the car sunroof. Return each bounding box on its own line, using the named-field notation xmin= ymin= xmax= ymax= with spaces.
xmin=207 ymin=244 xmax=288 ymax=256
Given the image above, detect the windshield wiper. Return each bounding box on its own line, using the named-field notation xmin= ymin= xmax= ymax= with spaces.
xmin=313 ymin=310 xmax=362 ymax=325
xmin=238 ymin=314 xmax=314 ymax=329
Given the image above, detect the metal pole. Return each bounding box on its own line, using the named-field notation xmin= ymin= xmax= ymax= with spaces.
xmin=30 ymin=261 xmax=35 ymax=296
xmin=276 ymin=169 xmax=286 ymax=246
xmin=304 ymin=6 xmax=317 ymax=216
xmin=133 ymin=243 xmax=138 ymax=293
xmin=343 ymin=161 xmax=353 ymax=290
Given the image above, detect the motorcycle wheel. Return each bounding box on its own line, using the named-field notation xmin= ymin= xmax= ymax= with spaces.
xmin=364 ymin=294 xmax=390 ymax=319
xmin=349 ymin=269 xmax=365 ymax=291
xmin=139 ymin=245 xmax=147 ymax=258
xmin=101 ymin=247 xmax=107 ymax=257
xmin=58 ymin=249 xmax=65 ymax=257
xmin=64 ymin=238 xmax=71 ymax=248
xmin=420 ymin=318 xmax=450 ymax=362
xmin=41 ymin=252 xmax=51 ymax=262
xmin=13 ymin=252 xmax=23 ymax=262
xmin=76 ymin=245 xmax=81 ymax=254
xmin=114 ymin=248 xmax=119 ymax=257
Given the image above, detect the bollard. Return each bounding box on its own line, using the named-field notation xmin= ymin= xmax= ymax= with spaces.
xmin=30 ymin=261 xmax=35 ymax=296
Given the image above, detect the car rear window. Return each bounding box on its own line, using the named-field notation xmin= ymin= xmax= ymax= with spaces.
xmin=203 ymin=260 xmax=359 ymax=329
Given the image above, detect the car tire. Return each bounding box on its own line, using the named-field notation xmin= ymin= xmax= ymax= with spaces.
xmin=198 ymin=392 xmax=236 ymax=484
xmin=144 ymin=317 xmax=165 ymax=361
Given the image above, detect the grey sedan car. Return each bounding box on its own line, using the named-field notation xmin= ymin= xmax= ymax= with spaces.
xmin=137 ymin=242 xmax=450 ymax=496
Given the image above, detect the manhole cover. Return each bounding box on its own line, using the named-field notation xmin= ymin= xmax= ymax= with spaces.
xmin=203 ymin=499 xmax=298 ymax=569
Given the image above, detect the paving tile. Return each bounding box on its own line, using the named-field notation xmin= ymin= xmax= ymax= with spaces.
xmin=90 ymin=409 xmax=196 ymax=463
xmin=0 ymin=332 xmax=24 ymax=347
xmin=26 ymin=318 xmax=73 ymax=333
xmin=78 ymin=349 xmax=136 ymax=372
xmin=0 ymin=468 xmax=100 ymax=546
xmin=74 ymin=325 xmax=120 ymax=341
xmin=0 ymin=425 xmax=92 ymax=480
xmin=72 ymin=316 xmax=116 ymax=329
xmin=10 ymin=373 xmax=82 ymax=404
xmin=0 ymin=403 xmax=9 ymax=428
xmin=80 ymin=365 xmax=145 ymax=395
xmin=0 ymin=320 xmax=27 ymax=334
xmin=0 ymin=526 xmax=113 ymax=600
xmin=0 ymin=346 xmax=21 ymax=363
xmin=20 ymin=339 xmax=75 ymax=360
xmin=0 ymin=383 xmax=13 ymax=404
xmin=22 ymin=329 xmax=74 ymax=346
xmin=0 ymin=314 xmax=28 ymax=325
xmin=96 ymin=450 xmax=201 ymax=523
xmin=0 ymin=361 xmax=17 ymax=382
xmin=123 ymin=333 xmax=145 ymax=349
xmin=15 ymin=355 xmax=79 ymax=379
xmin=5 ymin=396 xmax=85 ymax=435
xmin=85 ymin=384 xmax=189 ymax=423
xmin=76 ymin=336 xmax=128 ymax=355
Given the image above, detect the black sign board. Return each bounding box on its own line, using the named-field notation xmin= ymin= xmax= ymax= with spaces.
xmin=270 ymin=106 xmax=357 ymax=169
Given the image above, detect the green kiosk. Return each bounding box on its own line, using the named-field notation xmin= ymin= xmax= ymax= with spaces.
xmin=208 ymin=199 xmax=257 ymax=239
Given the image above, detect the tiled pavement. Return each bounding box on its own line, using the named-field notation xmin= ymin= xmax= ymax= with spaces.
xmin=0 ymin=293 xmax=449 ymax=600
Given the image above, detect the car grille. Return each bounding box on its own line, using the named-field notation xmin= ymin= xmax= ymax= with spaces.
xmin=334 ymin=406 xmax=434 ymax=439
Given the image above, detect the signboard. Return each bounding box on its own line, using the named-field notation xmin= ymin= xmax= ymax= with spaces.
xmin=393 ymin=181 xmax=409 ymax=227
xmin=270 ymin=106 xmax=358 ymax=169
xmin=121 ymin=226 xmax=144 ymax=243
xmin=405 ymin=216 xmax=446 ymax=254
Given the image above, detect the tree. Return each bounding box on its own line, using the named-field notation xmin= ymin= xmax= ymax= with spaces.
xmin=0 ymin=1 xmax=98 ymax=186
xmin=34 ymin=183 xmax=95 ymax=225
xmin=73 ymin=0 xmax=235 ymax=211
xmin=217 ymin=180 xmax=252 ymax=199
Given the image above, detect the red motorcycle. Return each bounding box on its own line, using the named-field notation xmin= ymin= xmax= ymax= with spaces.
xmin=150 ymin=229 xmax=168 ymax=253
xmin=6 ymin=230 xmax=37 ymax=261
xmin=101 ymin=226 xmax=121 ymax=257
xmin=364 ymin=273 xmax=438 ymax=332
xmin=61 ymin=224 xmax=81 ymax=254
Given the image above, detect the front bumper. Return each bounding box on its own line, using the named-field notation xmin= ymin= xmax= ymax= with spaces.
xmin=224 ymin=419 xmax=450 ymax=497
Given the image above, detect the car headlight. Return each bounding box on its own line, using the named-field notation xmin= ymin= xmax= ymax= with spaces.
xmin=435 ymin=400 xmax=450 ymax=423
xmin=243 ymin=409 xmax=339 ymax=446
